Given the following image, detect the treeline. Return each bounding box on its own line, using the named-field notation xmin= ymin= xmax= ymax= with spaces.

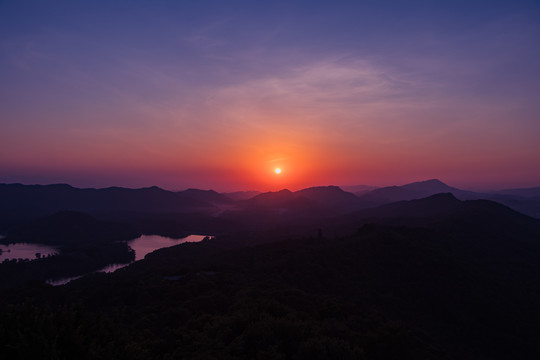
xmin=0 ymin=272 xmax=437 ymax=360
xmin=2 ymin=193 xmax=540 ymax=359
xmin=0 ymin=242 xmax=134 ymax=289
xmin=3 ymin=222 xmax=540 ymax=358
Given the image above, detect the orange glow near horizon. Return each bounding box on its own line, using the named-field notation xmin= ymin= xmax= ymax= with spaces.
xmin=2 ymin=3 xmax=540 ymax=192
xmin=2 ymin=98 xmax=539 ymax=192
xmin=4 ymin=122 xmax=539 ymax=192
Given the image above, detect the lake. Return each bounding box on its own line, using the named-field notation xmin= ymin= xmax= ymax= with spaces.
xmin=47 ymin=234 xmax=209 ymax=286
xmin=0 ymin=242 xmax=58 ymax=262
xmin=129 ymin=234 xmax=208 ymax=261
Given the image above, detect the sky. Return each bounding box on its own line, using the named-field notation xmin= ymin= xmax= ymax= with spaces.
xmin=1 ymin=0 xmax=539 ymax=191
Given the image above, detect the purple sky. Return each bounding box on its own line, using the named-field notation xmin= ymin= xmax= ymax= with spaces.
xmin=1 ymin=1 xmax=539 ymax=191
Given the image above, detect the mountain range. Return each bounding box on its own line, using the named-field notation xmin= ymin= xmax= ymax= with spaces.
xmin=2 ymin=179 xmax=539 ymax=236
xmin=2 ymin=182 xmax=540 ymax=359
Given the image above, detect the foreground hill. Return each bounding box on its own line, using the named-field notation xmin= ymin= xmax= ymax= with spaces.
xmin=2 ymin=192 xmax=540 ymax=359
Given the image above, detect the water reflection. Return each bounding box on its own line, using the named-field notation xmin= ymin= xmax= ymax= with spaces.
xmin=0 ymin=243 xmax=58 ymax=262
xmin=46 ymin=234 xmax=209 ymax=286
xmin=130 ymin=234 xmax=207 ymax=261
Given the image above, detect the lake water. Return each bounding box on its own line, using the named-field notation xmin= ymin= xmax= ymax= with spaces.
xmin=130 ymin=234 xmax=208 ymax=261
xmin=0 ymin=243 xmax=58 ymax=262
xmin=47 ymin=234 xmax=208 ymax=286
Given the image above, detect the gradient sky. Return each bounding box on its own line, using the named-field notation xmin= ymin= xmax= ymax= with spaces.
xmin=1 ymin=0 xmax=540 ymax=191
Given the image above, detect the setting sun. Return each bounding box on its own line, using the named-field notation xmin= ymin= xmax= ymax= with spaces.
xmin=275 ymin=168 xmax=281 ymax=174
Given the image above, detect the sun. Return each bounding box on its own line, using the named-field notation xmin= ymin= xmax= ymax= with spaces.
xmin=275 ymin=168 xmax=281 ymax=174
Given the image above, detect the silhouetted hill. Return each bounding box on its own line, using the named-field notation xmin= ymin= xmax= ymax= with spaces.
xmin=354 ymin=179 xmax=540 ymax=218
xmin=4 ymin=211 xmax=140 ymax=246
xmin=81 ymin=185 xmax=215 ymax=213
xmin=358 ymin=179 xmax=480 ymax=205
xmin=242 ymin=189 xmax=320 ymax=211
xmin=357 ymin=192 xmax=462 ymax=219
xmin=335 ymin=192 xmax=540 ymax=237
xmin=0 ymin=183 xmax=217 ymax=231
xmin=487 ymin=194 xmax=540 ymax=219
xmin=177 ymin=188 xmax=233 ymax=204
xmin=111 ymin=195 xmax=540 ymax=358
xmin=401 ymin=178 xmax=456 ymax=193
xmin=358 ymin=185 xmax=414 ymax=203
xmin=4 ymin=192 xmax=540 ymax=359
xmin=0 ymin=211 xmax=138 ymax=288
xmin=219 ymin=189 xmax=327 ymax=234
xmin=239 ymin=186 xmax=370 ymax=217
xmin=223 ymin=190 xmax=261 ymax=201
xmin=340 ymin=184 xmax=379 ymax=195
xmin=493 ymin=187 xmax=540 ymax=198
xmin=483 ymin=187 xmax=540 ymax=218
xmin=294 ymin=185 xmax=369 ymax=213
xmin=0 ymin=184 xmax=214 ymax=212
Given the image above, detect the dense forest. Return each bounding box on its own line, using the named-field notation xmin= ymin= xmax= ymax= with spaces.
xmin=1 ymin=183 xmax=540 ymax=359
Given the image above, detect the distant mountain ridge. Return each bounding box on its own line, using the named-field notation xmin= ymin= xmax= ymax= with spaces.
xmin=177 ymin=188 xmax=233 ymax=204
xmin=493 ymin=187 xmax=540 ymax=199
xmin=0 ymin=183 xmax=219 ymax=231
xmin=295 ymin=185 xmax=365 ymax=209
xmin=2 ymin=179 xmax=539 ymax=235
xmin=352 ymin=179 xmax=540 ymax=218
xmin=333 ymin=192 xmax=540 ymax=239
xmin=3 ymin=182 xmax=540 ymax=359
xmin=242 ymin=189 xmax=321 ymax=211
xmin=0 ymin=183 xmax=216 ymax=212
xmin=339 ymin=184 xmax=379 ymax=194
xmin=358 ymin=179 xmax=478 ymax=203
xmin=4 ymin=211 xmax=140 ymax=246
xmin=240 ymin=186 xmax=366 ymax=215
xmin=223 ymin=190 xmax=261 ymax=201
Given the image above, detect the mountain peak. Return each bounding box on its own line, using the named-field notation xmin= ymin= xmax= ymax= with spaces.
xmin=183 ymin=188 xmax=219 ymax=195
xmin=401 ymin=179 xmax=453 ymax=193
xmin=296 ymin=185 xmax=344 ymax=193
xmin=249 ymin=189 xmax=293 ymax=201
xmin=177 ymin=188 xmax=232 ymax=204
xmin=407 ymin=179 xmax=447 ymax=186
xmin=276 ymin=189 xmax=292 ymax=194
xmin=423 ymin=178 xmax=445 ymax=184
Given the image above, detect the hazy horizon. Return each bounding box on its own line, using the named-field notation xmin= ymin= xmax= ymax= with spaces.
xmin=1 ymin=177 xmax=536 ymax=194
